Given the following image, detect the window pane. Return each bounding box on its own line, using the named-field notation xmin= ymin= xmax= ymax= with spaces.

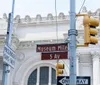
xmin=28 ymin=69 xmax=37 ymax=85
xmin=40 ymin=67 xmax=49 ymax=85
xmin=51 ymin=68 xmax=56 ymax=85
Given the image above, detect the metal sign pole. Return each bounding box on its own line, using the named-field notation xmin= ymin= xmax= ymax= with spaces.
xmin=2 ymin=0 xmax=15 ymax=85
xmin=2 ymin=13 xmax=11 ymax=85
xmin=8 ymin=0 xmax=15 ymax=45
xmin=68 ymin=0 xmax=77 ymax=85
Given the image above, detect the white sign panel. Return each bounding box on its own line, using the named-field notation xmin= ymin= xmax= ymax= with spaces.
xmin=3 ymin=45 xmax=16 ymax=68
xmin=57 ymin=76 xmax=90 ymax=85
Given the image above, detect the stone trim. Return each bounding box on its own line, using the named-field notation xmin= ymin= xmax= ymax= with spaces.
xmin=1 ymin=7 xmax=100 ymax=25
xmin=90 ymin=51 xmax=100 ymax=59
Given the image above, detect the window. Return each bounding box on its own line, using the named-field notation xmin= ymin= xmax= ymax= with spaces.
xmin=51 ymin=68 xmax=56 ymax=85
xmin=28 ymin=69 xmax=37 ymax=85
xmin=28 ymin=67 xmax=56 ymax=85
xmin=40 ymin=67 xmax=49 ymax=85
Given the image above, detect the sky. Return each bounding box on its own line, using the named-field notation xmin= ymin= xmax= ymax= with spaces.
xmin=0 ymin=0 xmax=100 ymax=18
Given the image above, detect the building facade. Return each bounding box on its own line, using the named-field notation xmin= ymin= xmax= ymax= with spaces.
xmin=0 ymin=7 xmax=100 ymax=85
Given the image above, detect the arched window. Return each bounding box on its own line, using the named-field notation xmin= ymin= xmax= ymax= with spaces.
xmin=28 ymin=69 xmax=37 ymax=85
xmin=27 ymin=67 xmax=56 ymax=85
xmin=51 ymin=68 xmax=56 ymax=85
xmin=40 ymin=67 xmax=49 ymax=85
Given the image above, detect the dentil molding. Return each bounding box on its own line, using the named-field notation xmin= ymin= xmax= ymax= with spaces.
xmin=90 ymin=51 xmax=100 ymax=59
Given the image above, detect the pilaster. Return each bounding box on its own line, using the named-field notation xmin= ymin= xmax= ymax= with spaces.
xmin=36 ymin=67 xmax=40 ymax=85
xmin=76 ymin=52 xmax=80 ymax=76
xmin=90 ymin=51 xmax=100 ymax=85
xmin=49 ymin=67 xmax=51 ymax=85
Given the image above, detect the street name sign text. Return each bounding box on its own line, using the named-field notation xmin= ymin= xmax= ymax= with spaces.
xmin=57 ymin=76 xmax=90 ymax=85
xmin=3 ymin=45 xmax=16 ymax=68
xmin=37 ymin=43 xmax=68 ymax=52
xmin=41 ymin=51 xmax=68 ymax=60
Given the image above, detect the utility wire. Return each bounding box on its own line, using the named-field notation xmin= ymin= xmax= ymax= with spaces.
xmin=55 ymin=0 xmax=59 ymax=63
xmin=78 ymin=0 xmax=86 ymax=14
xmin=55 ymin=0 xmax=58 ymax=43
xmin=76 ymin=0 xmax=87 ymax=30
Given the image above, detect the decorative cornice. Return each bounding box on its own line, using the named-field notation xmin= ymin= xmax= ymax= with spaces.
xmin=90 ymin=51 xmax=100 ymax=58
xmin=13 ymin=13 xmax=70 ymax=26
xmin=76 ymin=52 xmax=80 ymax=62
xmin=90 ymin=51 xmax=100 ymax=62
xmin=0 ymin=35 xmax=6 ymax=45
xmin=0 ymin=35 xmax=20 ymax=51
xmin=0 ymin=7 xmax=100 ymax=25
xmin=17 ymin=39 xmax=65 ymax=49
xmin=17 ymin=28 xmax=100 ymax=50
xmin=76 ymin=52 xmax=81 ymax=57
xmin=11 ymin=35 xmax=20 ymax=50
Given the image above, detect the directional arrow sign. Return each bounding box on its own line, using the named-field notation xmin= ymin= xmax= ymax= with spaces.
xmin=59 ymin=77 xmax=69 ymax=85
xmin=57 ymin=76 xmax=90 ymax=85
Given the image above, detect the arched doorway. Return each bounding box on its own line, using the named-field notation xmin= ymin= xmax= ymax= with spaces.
xmin=28 ymin=66 xmax=56 ymax=85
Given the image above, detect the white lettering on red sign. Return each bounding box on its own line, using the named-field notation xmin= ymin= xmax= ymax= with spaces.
xmin=50 ymin=54 xmax=60 ymax=59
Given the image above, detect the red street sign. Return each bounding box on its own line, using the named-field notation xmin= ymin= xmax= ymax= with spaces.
xmin=41 ymin=51 xmax=68 ymax=60
xmin=36 ymin=43 xmax=68 ymax=52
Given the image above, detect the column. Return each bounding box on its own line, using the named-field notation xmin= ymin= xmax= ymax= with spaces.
xmin=91 ymin=51 xmax=100 ymax=85
xmin=76 ymin=52 xmax=80 ymax=76
xmin=36 ymin=67 xmax=40 ymax=85
xmin=48 ymin=67 xmax=51 ymax=85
